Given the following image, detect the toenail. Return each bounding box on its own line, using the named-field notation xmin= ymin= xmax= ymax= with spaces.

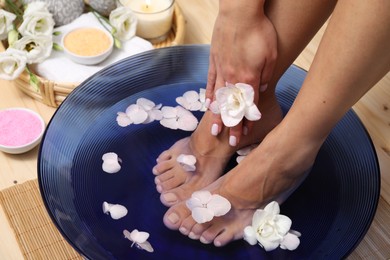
xmin=214 ymin=240 xmax=222 ymax=247
xmin=179 ymin=227 xmax=187 ymax=234
xmin=152 ymin=167 xmax=158 ymax=175
xmin=156 ymin=185 xmax=162 ymax=193
xmin=154 ymin=177 xmax=160 ymax=184
xmin=229 ymin=135 xmax=237 ymax=146
xmin=211 ymin=123 xmax=219 ymax=136
xmin=200 ymin=236 xmax=211 ymax=244
xmin=260 ymin=83 xmax=268 ymax=92
xmin=167 ymin=213 xmax=179 ymax=224
xmin=188 ymin=232 xmax=198 ymax=240
xmin=163 ymin=193 xmax=178 ymax=203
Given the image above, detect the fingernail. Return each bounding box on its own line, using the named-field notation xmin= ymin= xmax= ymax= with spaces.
xmin=163 ymin=193 xmax=178 ymax=203
xmin=260 ymin=84 xmax=268 ymax=92
xmin=205 ymin=98 xmax=211 ymax=108
xmin=167 ymin=213 xmax=179 ymax=224
xmin=229 ymin=135 xmax=237 ymax=146
xmin=200 ymin=236 xmax=211 ymax=244
xmin=211 ymin=123 xmax=219 ymax=136
xmin=243 ymin=126 xmax=248 ymax=136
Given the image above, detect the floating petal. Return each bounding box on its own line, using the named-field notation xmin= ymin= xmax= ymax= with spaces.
xmin=102 ymin=152 xmax=121 ymax=173
xmin=137 ymin=98 xmax=155 ymax=111
xmin=116 ymin=112 xmax=132 ymax=127
xmin=138 ymin=241 xmax=154 ymax=253
xmin=160 ymin=118 xmax=178 ymax=130
xmin=130 ymin=229 xmax=150 ymax=243
xmin=161 ymin=106 xmax=177 ymax=118
xmin=108 ymin=204 xmax=128 ymax=220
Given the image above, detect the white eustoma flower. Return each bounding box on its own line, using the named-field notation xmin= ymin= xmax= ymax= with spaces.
xmin=109 ymin=6 xmax=137 ymax=41
xmin=18 ymin=2 xmax=55 ymax=37
xmin=102 ymin=152 xmax=122 ymax=173
xmin=0 ymin=49 xmax=27 ymax=80
xmin=186 ymin=190 xmax=231 ymax=224
xmin=0 ymin=10 xmax=16 ymax=40
xmin=160 ymin=106 xmax=198 ymax=131
xmin=13 ymin=35 xmax=53 ymax=64
xmin=123 ymin=229 xmax=154 ymax=253
xmin=176 ymin=154 xmax=196 ymax=172
xmin=210 ymin=83 xmax=261 ymax=127
xmin=243 ymin=201 xmax=294 ymax=251
xmin=102 ymin=201 xmax=128 ymax=220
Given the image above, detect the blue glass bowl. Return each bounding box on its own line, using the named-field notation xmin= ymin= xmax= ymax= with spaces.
xmin=38 ymin=45 xmax=380 ymax=259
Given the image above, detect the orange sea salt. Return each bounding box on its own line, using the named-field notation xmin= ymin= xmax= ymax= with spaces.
xmin=64 ymin=27 xmax=112 ymax=56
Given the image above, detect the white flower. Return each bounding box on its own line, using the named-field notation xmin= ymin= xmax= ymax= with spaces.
xmin=12 ymin=35 xmax=53 ymax=64
xmin=236 ymin=144 xmax=258 ymax=164
xmin=18 ymin=2 xmax=55 ymax=37
xmin=160 ymin=106 xmax=198 ymax=131
xmin=176 ymin=154 xmax=196 ymax=172
xmin=243 ymin=201 xmax=297 ymax=252
xmin=116 ymin=98 xmax=162 ymax=127
xmin=186 ymin=190 xmax=231 ymax=224
xmin=102 ymin=201 xmax=128 ymax=220
xmin=123 ymin=229 xmax=154 ymax=253
xmin=210 ymin=83 xmax=261 ymax=127
xmin=109 ymin=6 xmax=137 ymax=41
xmin=0 ymin=10 xmax=16 ymax=40
xmin=0 ymin=49 xmax=27 ymax=80
xmin=102 ymin=152 xmax=122 ymax=173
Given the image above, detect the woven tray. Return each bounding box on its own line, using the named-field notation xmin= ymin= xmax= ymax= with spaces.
xmin=2 ymin=3 xmax=185 ymax=108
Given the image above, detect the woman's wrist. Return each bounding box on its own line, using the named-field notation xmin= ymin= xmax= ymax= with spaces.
xmin=218 ymin=0 xmax=266 ymax=21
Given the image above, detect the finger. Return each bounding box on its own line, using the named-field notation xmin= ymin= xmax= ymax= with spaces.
xmin=205 ymin=57 xmax=217 ymax=108
xmin=228 ymin=122 xmax=243 ymax=147
xmin=259 ymin=53 xmax=277 ymax=93
xmin=210 ymin=74 xmax=226 ymax=136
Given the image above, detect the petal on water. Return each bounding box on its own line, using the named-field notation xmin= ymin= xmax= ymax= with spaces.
xmin=183 ymin=90 xmax=199 ymax=103
xmin=161 ymin=106 xmax=177 ymax=118
xmin=160 ymin=118 xmax=178 ymax=130
xmin=280 ymin=233 xmax=300 ymax=251
xmin=137 ymin=98 xmax=155 ymax=111
xmin=130 ymin=229 xmax=150 ymax=244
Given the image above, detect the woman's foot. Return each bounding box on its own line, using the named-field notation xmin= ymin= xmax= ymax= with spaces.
xmin=162 ymin=123 xmax=322 ymax=247
xmin=153 ymin=94 xmax=282 ymax=207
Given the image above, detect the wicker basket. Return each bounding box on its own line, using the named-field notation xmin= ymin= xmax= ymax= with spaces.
xmin=2 ymin=3 xmax=185 ymax=107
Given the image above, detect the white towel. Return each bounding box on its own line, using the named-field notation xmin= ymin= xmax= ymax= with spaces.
xmin=34 ymin=12 xmax=154 ymax=83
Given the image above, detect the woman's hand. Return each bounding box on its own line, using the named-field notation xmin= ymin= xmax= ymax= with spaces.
xmin=206 ymin=2 xmax=277 ymax=146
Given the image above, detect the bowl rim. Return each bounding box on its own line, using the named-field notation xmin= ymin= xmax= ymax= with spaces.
xmin=61 ymin=26 xmax=114 ymax=60
xmin=0 ymin=107 xmax=45 ymax=149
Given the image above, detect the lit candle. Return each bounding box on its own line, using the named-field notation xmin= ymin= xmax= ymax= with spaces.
xmin=123 ymin=0 xmax=175 ymax=43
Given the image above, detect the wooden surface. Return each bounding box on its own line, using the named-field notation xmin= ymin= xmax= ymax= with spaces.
xmin=0 ymin=0 xmax=389 ymax=259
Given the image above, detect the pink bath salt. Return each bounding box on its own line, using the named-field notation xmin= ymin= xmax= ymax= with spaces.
xmin=0 ymin=109 xmax=43 ymax=147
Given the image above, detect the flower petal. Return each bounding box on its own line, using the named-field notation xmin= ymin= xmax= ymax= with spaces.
xmin=161 ymin=106 xmax=177 ymax=118
xmin=183 ymin=90 xmax=199 ymax=103
xmin=177 ymin=113 xmax=198 ymax=131
xmin=220 ymin=110 xmax=242 ymax=127
xmin=177 ymin=154 xmax=196 ymax=166
xmin=244 ymin=104 xmax=261 ymax=121
xmin=176 ymin=96 xmax=191 ymax=110
xmin=264 ymin=201 xmax=280 ymax=215
xmin=138 ymin=241 xmax=154 ymax=252
xmin=108 ymin=204 xmax=128 ymax=220
xmin=186 ymin=196 xmax=203 ymax=210
xmin=116 ymin=112 xmax=132 ymax=127
xmin=130 ymin=229 xmax=150 ymax=244
xmin=258 ymin=237 xmax=282 ymax=252
xmin=191 ymin=207 xmax=214 ymax=224
xmin=209 ymin=101 xmax=220 ymax=114
xmin=280 ymin=232 xmax=300 ymax=251
xmin=274 ymin=214 xmax=292 ymax=235
xmin=207 ymin=194 xmax=231 ymax=217
xmin=236 ymin=83 xmax=255 ymax=105
xmin=102 ymin=159 xmax=122 ymax=174
xmin=137 ymin=98 xmax=155 ymax=111
xmin=192 ymin=190 xmax=212 ymax=204
xmin=160 ymin=118 xmax=178 ymax=130
xmin=243 ymin=226 xmax=258 ymax=245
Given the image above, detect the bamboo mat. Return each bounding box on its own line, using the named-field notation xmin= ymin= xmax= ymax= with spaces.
xmin=0 ymin=180 xmax=83 ymax=260
xmin=0 ymin=179 xmax=389 ymax=259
